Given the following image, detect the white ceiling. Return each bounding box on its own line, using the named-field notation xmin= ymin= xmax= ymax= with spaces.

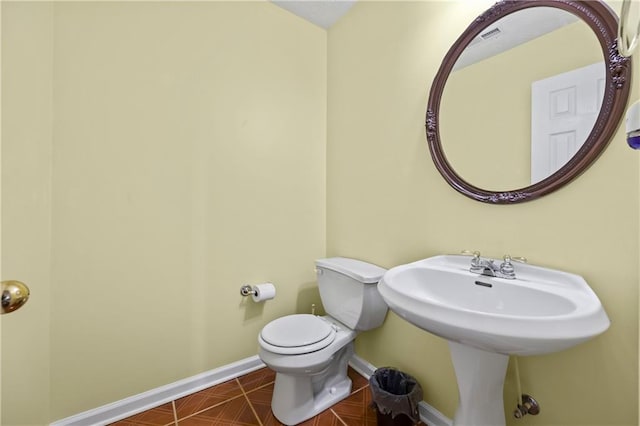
xmin=270 ymin=0 xmax=357 ymax=29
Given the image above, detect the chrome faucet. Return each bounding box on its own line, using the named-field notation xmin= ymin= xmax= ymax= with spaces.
xmin=463 ymin=251 xmax=526 ymax=280
xmin=471 ymin=255 xmax=500 ymax=277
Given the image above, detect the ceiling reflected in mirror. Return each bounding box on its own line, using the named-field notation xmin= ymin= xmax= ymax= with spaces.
xmin=453 ymin=7 xmax=578 ymax=71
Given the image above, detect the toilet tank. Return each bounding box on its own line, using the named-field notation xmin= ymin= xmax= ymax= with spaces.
xmin=315 ymin=257 xmax=388 ymax=331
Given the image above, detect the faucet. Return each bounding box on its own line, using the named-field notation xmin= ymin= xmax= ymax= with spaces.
xmin=463 ymin=251 xmax=526 ymax=279
xmin=471 ymin=254 xmax=500 ymax=277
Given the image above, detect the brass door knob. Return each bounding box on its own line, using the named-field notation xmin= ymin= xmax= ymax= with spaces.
xmin=1 ymin=280 xmax=30 ymax=314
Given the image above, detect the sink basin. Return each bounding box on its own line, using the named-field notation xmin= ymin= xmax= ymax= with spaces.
xmin=378 ymin=254 xmax=609 ymax=355
xmin=378 ymin=255 xmax=610 ymax=426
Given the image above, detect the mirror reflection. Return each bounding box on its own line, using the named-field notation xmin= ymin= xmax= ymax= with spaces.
xmin=439 ymin=7 xmax=604 ymax=191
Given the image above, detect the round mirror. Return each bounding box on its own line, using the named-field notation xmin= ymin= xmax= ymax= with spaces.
xmin=426 ymin=0 xmax=632 ymax=204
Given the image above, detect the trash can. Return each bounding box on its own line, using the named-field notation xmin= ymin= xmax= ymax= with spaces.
xmin=369 ymin=367 xmax=423 ymax=426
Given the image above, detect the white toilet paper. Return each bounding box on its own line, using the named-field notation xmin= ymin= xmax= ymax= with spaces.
xmin=252 ymin=283 xmax=276 ymax=302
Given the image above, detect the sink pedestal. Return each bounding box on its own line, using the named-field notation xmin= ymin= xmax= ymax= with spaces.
xmin=449 ymin=341 xmax=509 ymax=426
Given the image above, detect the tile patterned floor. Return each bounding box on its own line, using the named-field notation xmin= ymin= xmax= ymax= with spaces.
xmin=109 ymin=366 xmax=423 ymax=425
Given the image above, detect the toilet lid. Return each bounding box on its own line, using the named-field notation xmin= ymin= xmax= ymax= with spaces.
xmin=259 ymin=314 xmax=337 ymax=355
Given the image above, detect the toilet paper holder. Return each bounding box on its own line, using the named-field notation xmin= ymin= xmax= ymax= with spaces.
xmin=240 ymin=285 xmax=257 ymax=297
xmin=240 ymin=283 xmax=276 ymax=302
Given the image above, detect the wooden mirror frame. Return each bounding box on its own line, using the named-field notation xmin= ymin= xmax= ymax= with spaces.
xmin=426 ymin=0 xmax=632 ymax=204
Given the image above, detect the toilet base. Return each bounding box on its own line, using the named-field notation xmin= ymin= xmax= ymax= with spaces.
xmin=271 ymin=342 xmax=354 ymax=425
xmin=272 ymin=374 xmax=351 ymax=425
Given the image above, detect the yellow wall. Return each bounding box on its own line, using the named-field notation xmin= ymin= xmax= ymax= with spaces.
xmin=327 ymin=1 xmax=638 ymax=425
xmin=1 ymin=3 xmax=54 ymax=424
xmin=2 ymin=1 xmax=326 ymax=422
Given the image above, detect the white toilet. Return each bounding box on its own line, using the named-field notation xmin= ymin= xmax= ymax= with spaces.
xmin=258 ymin=257 xmax=388 ymax=425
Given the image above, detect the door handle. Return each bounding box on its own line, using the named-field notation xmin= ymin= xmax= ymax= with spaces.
xmin=1 ymin=280 xmax=30 ymax=314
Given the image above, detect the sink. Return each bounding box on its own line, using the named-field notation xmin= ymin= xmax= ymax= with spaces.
xmin=378 ymin=255 xmax=610 ymax=426
xmin=378 ymin=254 xmax=609 ymax=356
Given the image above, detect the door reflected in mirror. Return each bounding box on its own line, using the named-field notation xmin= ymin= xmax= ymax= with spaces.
xmin=439 ymin=7 xmax=603 ymax=191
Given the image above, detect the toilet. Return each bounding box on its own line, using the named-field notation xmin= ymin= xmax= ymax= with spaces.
xmin=258 ymin=257 xmax=388 ymax=425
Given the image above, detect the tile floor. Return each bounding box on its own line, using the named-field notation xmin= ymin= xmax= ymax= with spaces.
xmin=109 ymin=366 xmax=422 ymax=425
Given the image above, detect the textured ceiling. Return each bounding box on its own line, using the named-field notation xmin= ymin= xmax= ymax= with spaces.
xmin=270 ymin=0 xmax=356 ymax=29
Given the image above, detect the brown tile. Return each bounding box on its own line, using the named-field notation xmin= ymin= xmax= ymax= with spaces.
xmin=174 ymin=379 xmax=244 ymax=420
xmin=177 ymin=395 xmax=259 ymax=425
xmin=237 ymin=367 xmax=276 ymax=393
xmin=259 ymin=412 xmax=286 ymax=426
xmin=244 ymin=383 xmax=279 ymax=425
xmin=347 ymin=367 xmax=369 ymax=393
xmin=109 ymin=402 xmax=176 ymax=426
xmin=332 ymin=387 xmax=377 ymax=426
xmin=300 ymin=410 xmax=343 ymax=426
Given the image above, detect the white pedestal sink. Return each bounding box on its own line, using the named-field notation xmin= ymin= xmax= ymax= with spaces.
xmin=378 ymin=255 xmax=610 ymax=426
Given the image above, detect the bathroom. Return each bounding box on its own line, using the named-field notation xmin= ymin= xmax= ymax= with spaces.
xmin=1 ymin=0 xmax=638 ymax=425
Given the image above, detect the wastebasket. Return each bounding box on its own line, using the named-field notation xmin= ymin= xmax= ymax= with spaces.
xmin=369 ymin=367 xmax=423 ymax=426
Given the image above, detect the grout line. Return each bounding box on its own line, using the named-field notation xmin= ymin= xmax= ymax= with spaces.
xmin=171 ymin=400 xmax=178 ymax=426
xmin=242 ymin=380 xmax=276 ymax=395
xmin=237 ymin=378 xmax=264 ymax=426
xmin=175 ymin=393 xmax=246 ymax=422
xmin=351 ymin=383 xmax=368 ymax=394
xmin=330 ymin=408 xmax=349 ymax=426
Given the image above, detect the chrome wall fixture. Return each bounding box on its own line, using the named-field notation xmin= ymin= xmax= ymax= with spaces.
xmin=618 ymin=0 xmax=639 ymax=57
xmin=628 ymin=101 xmax=640 ymax=149
xmin=619 ymin=0 xmax=640 ymax=150
xmin=240 ymin=284 xmax=258 ymax=297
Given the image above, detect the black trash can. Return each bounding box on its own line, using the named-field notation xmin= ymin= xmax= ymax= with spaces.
xmin=369 ymin=367 xmax=423 ymax=426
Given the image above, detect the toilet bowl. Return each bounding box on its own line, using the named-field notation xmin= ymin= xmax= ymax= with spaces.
xmin=258 ymin=257 xmax=388 ymax=425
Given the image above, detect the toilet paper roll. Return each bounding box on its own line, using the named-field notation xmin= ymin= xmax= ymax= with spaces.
xmin=252 ymin=283 xmax=276 ymax=302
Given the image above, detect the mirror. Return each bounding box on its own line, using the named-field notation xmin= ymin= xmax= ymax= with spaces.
xmin=426 ymin=0 xmax=632 ymax=204
xmin=441 ymin=8 xmax=603 ymax=191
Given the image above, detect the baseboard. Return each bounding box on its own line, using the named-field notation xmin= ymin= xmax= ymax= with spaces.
xmin=50 ymin=356 xmax=266 ymax=426
xmin=349 ymin=355 xmax=453 ymax=426
xmin=51 ymin=354 xmax=452 ymax=426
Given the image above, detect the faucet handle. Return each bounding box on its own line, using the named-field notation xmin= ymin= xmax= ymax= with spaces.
xmin=461 ymin=250 xmax=481 ymax=258
xmin=500 ymin=255 xmax=516 ymax=278
xmin=499 ymin=255 xmax=526 ymax=279
xmin=462 ymin=250 xmax=483 ymax=271
xmin=504 ymin=254 xmax=527 ymax=263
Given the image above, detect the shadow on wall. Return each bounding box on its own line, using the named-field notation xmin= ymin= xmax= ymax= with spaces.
xmin=242 ymin=297 xmax=266 ymax=321
xmin=296 ymin=282 xmax=325 ymax=316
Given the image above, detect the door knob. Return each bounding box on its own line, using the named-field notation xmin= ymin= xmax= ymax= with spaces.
xmin=1 ymin=280 xmax=30 ymax=314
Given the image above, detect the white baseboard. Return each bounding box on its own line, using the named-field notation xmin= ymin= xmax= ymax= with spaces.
xmin=349 ymin=354 xmax=453 ymax=426
xmin=50 ymin=355 xmax=266 ymax=426
xmin=51 ymin=354 xmax=452 ymax=426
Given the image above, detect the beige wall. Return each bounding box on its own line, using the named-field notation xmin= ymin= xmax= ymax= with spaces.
xmin=327 ymin=1 xmax=638 ymax=425
xmin=2 ymin=1 xmax=326 ymax=422
xmin=1 ymin=2 xmax=54 ymax=425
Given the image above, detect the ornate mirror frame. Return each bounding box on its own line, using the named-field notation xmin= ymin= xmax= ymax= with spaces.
xmin=426 ymin=0 xmax=632 ymax=204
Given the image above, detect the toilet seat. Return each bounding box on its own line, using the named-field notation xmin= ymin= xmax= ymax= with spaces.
xmin=260 ymin=314 xmax=337 ymax=355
